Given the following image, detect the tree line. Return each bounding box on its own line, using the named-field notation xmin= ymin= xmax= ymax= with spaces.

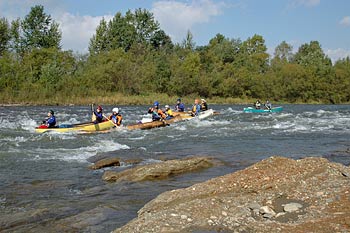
xmin=0 ymin=5 xmax=349 ymax=105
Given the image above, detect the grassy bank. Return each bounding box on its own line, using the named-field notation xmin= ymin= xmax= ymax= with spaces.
xmin=0 ymin=92 xmax=346 ymax=106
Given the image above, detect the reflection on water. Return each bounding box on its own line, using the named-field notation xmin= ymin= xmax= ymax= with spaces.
xmin=0 ymin=104 xmax=349 ymax=231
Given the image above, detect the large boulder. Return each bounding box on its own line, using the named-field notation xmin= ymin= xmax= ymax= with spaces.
xmin=102 ymin=157 xmax=215 ymax=182
xmin=113 ymin=156 xmax=350 ymax=232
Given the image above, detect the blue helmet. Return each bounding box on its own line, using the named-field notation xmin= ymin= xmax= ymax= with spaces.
xmin=154 ymin=101 xmax=159 ymax=107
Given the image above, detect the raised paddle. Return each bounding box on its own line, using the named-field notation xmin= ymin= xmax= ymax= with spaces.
xmin=91 ymin=104 xmax=96 ymax=122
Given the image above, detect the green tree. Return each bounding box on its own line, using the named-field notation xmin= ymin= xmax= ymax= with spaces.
xmin=273 ymin=41 xmax=293 ymax=62
xmin=21 ymin=5 xmax=61 ymax=51
xmin=293 ymin=41 xmax=332 ymax=75
xmin=150 ymin=29 xmax=173 ymax=50
xmin=89 ymin=9 xmax=170 ymax=54
xmin=238 ymin=34 xmax=269 ymax=73
xmin=89 ymin=18 xmax=109 ymax=54
xmin=182 ymin=30 xmax=195 ymax=51
xmin=0 ymin=18 xmax=11 ymax=55
xmin=132 ymin=8 xmax=160 ymax=44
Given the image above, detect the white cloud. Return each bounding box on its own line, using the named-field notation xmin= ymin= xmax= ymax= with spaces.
xmin=339 ymin=16 xmax=350 ymax=27
xmin=325 ymin=48 xmax=350 ymax=62
xmin=151 ymin=0 xmax=226 ymax=43
xmin=0 ymin=0 xmax=62 ymax=20
xmin=57 ymin=13 xmax=113 ymax=52
xmin=288 ymin=0 xmax=320 ymax=8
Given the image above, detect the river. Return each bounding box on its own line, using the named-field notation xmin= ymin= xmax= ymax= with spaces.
xmin=0 ymin=104 xmax=349 ymax=232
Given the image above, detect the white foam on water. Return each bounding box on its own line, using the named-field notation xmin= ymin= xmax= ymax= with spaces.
xmin=128 ymin=136 xmax=146 ymax=141
xmin=140 ymin=158 xmax=162 ymax=165
xmin=173 ymin=125 xmax=187 ymax=131
xmin=68 ymin=188 xmax=83 ymax=195
xmin=27 ymin=140 xmax=130 ymax=163
xmin=223 ymin=107 xmax=242 ymax=115
xmin=272 ymin=122 xmax=295 ymax=130
xmin=0 ymin=118 xmax=18 ymax=129
xmin=189 ymin=119 xmax=231 ymax=128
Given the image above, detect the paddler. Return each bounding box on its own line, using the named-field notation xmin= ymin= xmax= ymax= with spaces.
xmin=200 ymin=99 xmax=208 ymax=111
xmin=93 ymin=105 xmax=104 ymax=123
xmin=175 ymin=98 xmax=185 ymax=112
xmin=164 ymin=105 xmax=174 ymax=120
xmin=109 ymin=107 xmax=123 ymax=126
xmin=191 ymin=99 xmax=201 ymax=117
xmin=42 ymin=110 xmax=56 ymax=128
xmin=148 ymin=101 xmax=166 ymax=121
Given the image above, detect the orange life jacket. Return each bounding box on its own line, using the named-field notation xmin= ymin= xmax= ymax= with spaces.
xmin=157 ymin=109 xmax=166 ymax=119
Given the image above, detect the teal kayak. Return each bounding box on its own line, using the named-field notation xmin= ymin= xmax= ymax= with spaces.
xmin=243 ymin=106 xmax=283 ymax=113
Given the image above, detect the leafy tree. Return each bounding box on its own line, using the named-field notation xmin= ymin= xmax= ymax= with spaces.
xmin=0 ymin=18 xmax=11 ymax=55
xmin=293 ymin=41 xmax=332 ymax=75
xmin=150 ymin=29 xmax=173 ymax=50
xmin=132 ymin=8 xmax=160 ymax=44
xmin=237 ymin=34 xmax=269 ymax=73
xmin=21 ymin=5 xmax=61 ymax=51
xmin=89 ymin=18 xmax=109 ymax=54
xmin=89 ymin=9 xmax=170 ymax=54
xmin=8 ymin=19 xmax=23 ymax=55
xmin=182 ymin=30 xmax=195 ymax=51
xmin=273 ymin=41 xmax=293 ymax=62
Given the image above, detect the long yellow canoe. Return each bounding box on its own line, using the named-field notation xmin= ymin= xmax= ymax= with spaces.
xmin=35 ymin=120 xmax=115 ymax=133
xmin=127 ymin=114 xmax=192 ymax=130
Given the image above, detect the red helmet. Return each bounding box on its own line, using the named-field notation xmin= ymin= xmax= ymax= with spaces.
xmin=97 ymin=106 xmax=103 ymax=111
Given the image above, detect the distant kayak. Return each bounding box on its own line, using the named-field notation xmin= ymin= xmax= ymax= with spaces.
xmin=243 ymin=106 xmax=283 ymax=113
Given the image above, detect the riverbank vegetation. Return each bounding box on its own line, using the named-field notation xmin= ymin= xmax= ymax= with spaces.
xmin=1 ymin=5 xmax=350 ymax=105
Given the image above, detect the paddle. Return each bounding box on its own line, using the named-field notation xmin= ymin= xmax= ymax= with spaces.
xmin=91 ymin=104 xmax=96 ymax=122
xmin=103 ymin=114 xmax=118 ymax=127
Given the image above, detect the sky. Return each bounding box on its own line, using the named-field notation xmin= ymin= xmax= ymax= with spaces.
xmin=1 ymin=0 xmax=349 ymax=62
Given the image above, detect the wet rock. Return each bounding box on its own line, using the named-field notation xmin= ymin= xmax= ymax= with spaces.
xmin=259 ymin=206 xmax=276 ymax=218
xmin=102 ymin=157 xmax=215 ymax=182
xmin=123 ymin=158 xmax=142 ymax=165
xmin=283 ymin=203 xmax=303 ymax=212
xmin=113 ymin=156 xmax=350 ymax=233
xmin=54 ymin=206 xmax=118 ymax=232
xmin=89 ymin=157 xmax=120 ymax=170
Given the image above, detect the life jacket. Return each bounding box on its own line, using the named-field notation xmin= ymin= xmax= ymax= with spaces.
xmin=166 ymin=109 xmax=173 ymax=117
xmin=109 ymin=114 xmax=123 ymax=126
xmin=192 ymin=104 xmax=201 ymax=116
xmin=116 ymin=115 xmax=122 ymax=126
xmin=192 ymin=105 xmax=197 ymax=113
xmin=201 ymin=103 xmax=208 ymax=111
xmin=157 ymin=109 xmax=166 ymax=119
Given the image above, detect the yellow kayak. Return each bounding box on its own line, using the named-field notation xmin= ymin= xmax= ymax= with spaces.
xmin=35 ymin=120 xmax=115 ymax=133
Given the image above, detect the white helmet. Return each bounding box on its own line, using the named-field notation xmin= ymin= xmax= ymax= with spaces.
xmin=165 ymin=105 xmax=170 ymax=109
xmin=112 ymin=107 xmax=119 ymax=113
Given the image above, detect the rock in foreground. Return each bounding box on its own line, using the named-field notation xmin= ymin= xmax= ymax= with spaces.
xmin=103 ymin=157 xmax=215 ymax=182
xmin=113 ymin=156 xmax=350 ymax=232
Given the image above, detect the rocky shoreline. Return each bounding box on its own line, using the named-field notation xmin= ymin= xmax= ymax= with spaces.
xmin=111 ymin=156 xmax=350 ymax=232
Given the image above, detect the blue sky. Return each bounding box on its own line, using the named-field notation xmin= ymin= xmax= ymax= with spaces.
xmin=1 ymin=0 xmax=349 ymax=61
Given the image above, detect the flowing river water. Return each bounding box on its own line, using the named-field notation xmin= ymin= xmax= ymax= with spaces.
xmin=0 ymin=104 xmax=349 ymax=232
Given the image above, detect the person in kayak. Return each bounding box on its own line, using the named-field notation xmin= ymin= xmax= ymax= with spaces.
xmin=191 ymin=99 xmax=201 ymax=117
xmin=254 ymin=100 xmax=261 ymax=109
xmin=200 ymin=99 xmax=208 ymax=111
xmin=93 ymin=105 xmax=104 ymax=123
xmin=264 ymin=100 xmax=272 ymax=110
xmin=109 ymin=107 xmax=123 ymax=126
xmin=148 ymin=101 xmax=166 ymax=121
xmin=164 ymin=105 xmax=174 ymax=120
xmin=42 ymin=110 xmax=56 ymax=128
xmin=175 ymin=98 xmax=185 ymax=112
